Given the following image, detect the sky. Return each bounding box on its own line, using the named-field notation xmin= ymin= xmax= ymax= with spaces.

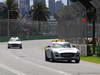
xmin=0 ymin=0 xmax=67 ymax=6
xmin=30 ymin=0 xmax=67 ymax=6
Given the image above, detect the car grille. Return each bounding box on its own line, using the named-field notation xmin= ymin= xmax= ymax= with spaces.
xmin=61 ymin=53 xmax=75 ymax=57
xmin=11 ymin=44 xmax=19 ymax=47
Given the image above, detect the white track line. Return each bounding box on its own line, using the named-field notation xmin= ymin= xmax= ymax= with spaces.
xmin=0 ymin=63 xmax=26 ymax=75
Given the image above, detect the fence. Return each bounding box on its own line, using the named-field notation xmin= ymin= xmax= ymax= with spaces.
xmin=0 ymin=19 xmax=22 ymax=36
xmin=56 ymin=2 xmax=100 ymax=44
xmin=0 ymin=18 xmax=58 ymax=37
xmin=0 ymin=19 xmax=8 ymax=36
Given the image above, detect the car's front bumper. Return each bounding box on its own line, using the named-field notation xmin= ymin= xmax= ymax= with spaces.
xmin=53 ymin=53 xmax=80 ymax=60
xmin=54 ymin=56 xmax=80 ymax=60
xmin=8 ymin=44 xmax=22 ymax=48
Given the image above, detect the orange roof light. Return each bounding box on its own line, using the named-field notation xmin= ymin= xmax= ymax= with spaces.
xmin=52 ymin=40 xmax=66 ymax=42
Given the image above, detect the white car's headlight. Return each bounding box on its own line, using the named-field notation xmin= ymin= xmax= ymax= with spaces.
xmin=53 ymin=52 xmax=59 ymax=57
xmin=76 ymin=51 xmax=80 ymax=56
xmin=76 ymin=51 xmax=79 ymax=54
xmin=54 ymin=51 xmax=59 ymax=54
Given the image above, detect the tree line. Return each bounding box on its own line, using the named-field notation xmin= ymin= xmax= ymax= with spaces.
xmin=0 ymin=0 xmax=49 ymax=21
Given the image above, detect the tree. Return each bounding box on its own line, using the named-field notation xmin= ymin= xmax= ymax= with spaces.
xmin=70 ymin=0 xmax=92 ymax=2
xmin=0 ymin=3 xmax=8 ymax=19
xmin=70 ymin=0 xmax=78 ymax=2
xmin=4 ymin=0 xmax=19 ymax=36
xmin=30 ymin=2 xmax=49 ymax=34
xmin=5 ymin=0 xmax=19 ymax=19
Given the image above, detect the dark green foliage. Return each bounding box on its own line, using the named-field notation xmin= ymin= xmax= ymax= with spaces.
xmin=29 ymin=2 xmax=49 ymax=33
xmin=5 ymin=0 xmax=19 ymax=19
xmin=0 ymin=3 xmax=8 ymax=19
xmin=87 ymin=44 xmax=93 ymax=56
xmin=70 ymin=0 xmax=92 ymax=2
xmin=96 ymin=45 xmax=100 ymax=57
xmin=78 ymin=0 xmax=96 ymax=23
xmin=30 ymin=2 xmax=49 ymax=21
xmin=86 ymin=8 xmax=96 ymax=23
xmin=5 ymin=0 xmax=18 ymax=10
xmin=70 ymin=0 xmax=78 ymax=2
xmin=9 ymin=10 xmax=18 ymax=19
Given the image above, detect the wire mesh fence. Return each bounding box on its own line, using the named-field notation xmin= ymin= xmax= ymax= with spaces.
xmin=57 ymin=17 xmax=100 ymax=44
xmin=0 ymin=19 xmax=8 ymax=36
xmin=0 ymin=19 xmax=57 ymax=37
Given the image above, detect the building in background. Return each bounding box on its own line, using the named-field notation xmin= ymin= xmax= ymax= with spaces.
xmin=48 ymin=16 xmax=58 ymax=35
xmin=55 ymin=0 xmax=64 ymax=13
xmin=19 ymin=0 xmax=30 ymax=16
xmin=33 ymin=0 xmax=46 ymax=4
xmin=48 ymin=0 xmax=55 ymax=15
xmin=67 ymin=0 xmax=75 ymax=6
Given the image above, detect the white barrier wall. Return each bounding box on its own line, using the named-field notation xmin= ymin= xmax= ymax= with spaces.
xmin=76 ymin=44 xmax=87 ymax=56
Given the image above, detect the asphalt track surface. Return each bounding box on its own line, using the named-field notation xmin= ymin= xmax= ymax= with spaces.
xmin=0 ymin=39 xmax=100 ymax=75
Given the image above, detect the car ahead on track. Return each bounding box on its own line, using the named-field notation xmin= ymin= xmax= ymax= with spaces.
xmin=45 ymin=41 xmax=80 ymax=63
xmin=8 ymin=37 xmax=22 ymax=49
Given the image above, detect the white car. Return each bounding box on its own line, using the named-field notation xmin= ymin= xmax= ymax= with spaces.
xmin=45 ymin=41 xmax=80 ymax=63
xmin=8 ymin=37 xmax=22 ymax=49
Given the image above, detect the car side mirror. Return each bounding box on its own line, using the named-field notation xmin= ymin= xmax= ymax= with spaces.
xmin=47 ymin=46 xmax=51 ymax=48
xmin=72 ymin=45 xmax=76 ymax=48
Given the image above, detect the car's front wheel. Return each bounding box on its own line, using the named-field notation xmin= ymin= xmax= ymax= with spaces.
xmin=20 ymin=46 xmax=22 ymax=49
xmin=50 ymin=52 xmax=55 ymax=62
xmin=19 ymin=45 xmax=22 ymax=49
xmin=67 ymin=60 xmax=72 ymax=63
xmin=8 ymin=47 xmax=10 ymax=49
xmin=45 ymin=51 xmax=50 ymax=61
xmin=75 ymin=59 xmax=80 ymax=63
xmin=8 ymin=44 xmax=10 ymax=49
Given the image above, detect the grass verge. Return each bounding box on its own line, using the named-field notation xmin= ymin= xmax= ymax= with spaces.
xmin=0 ymin=35 xmax=58 ymax=42
xmin=81 ymin=56 xmax=100 ymax=64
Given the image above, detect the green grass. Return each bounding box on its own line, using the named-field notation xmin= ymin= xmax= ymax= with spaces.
xmin=81 ymin=56 xmax=100 ymax=64
xmin=0 ymin=35 xmax=58 ymax=42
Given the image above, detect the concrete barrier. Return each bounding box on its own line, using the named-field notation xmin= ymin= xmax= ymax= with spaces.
xmin=76 ymin=44 xmax=87 ymax=56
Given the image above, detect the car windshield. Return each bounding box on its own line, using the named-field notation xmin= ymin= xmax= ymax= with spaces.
xmin=52 ymin=43 xmax=71 ymax=48
xmin=62 ymin=43 xmax=71 ymax=48
xmin=10 ymin=38 xmax=20 ymax=41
